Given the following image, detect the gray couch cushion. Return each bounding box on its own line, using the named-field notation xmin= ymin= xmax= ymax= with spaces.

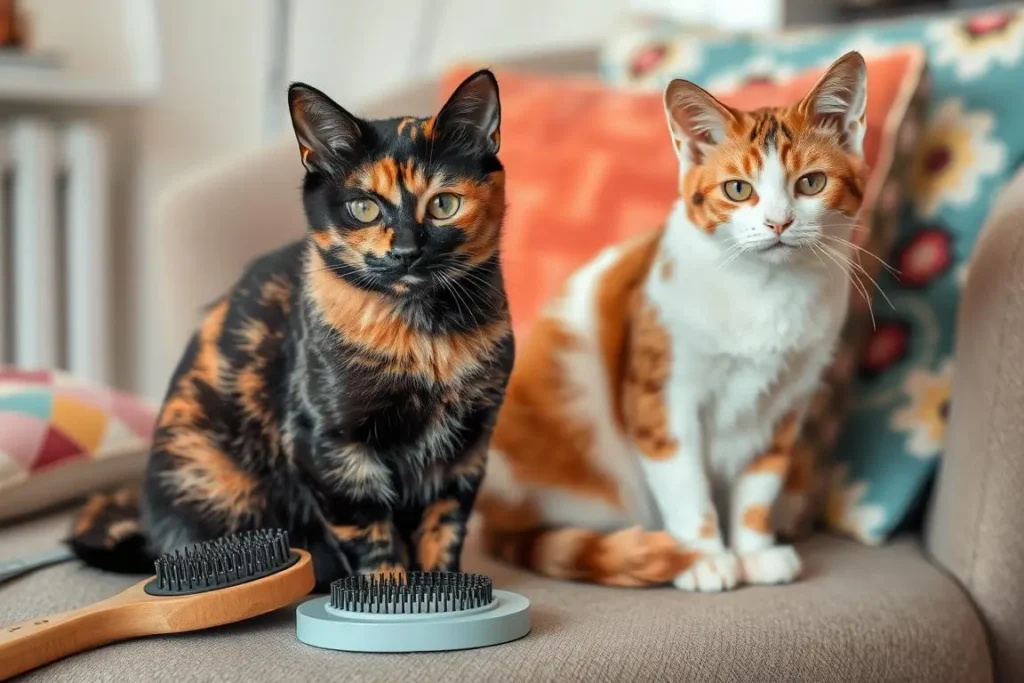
xmin=1 ymin=508 xmax=991 ymax=682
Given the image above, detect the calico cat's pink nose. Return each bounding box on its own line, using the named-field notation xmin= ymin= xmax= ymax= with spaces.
xmin=765 ymin=217 xmax=794 ymax=235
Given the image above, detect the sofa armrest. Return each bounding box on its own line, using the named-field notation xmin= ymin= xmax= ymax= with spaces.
xmin=926 ymin=165 xmax=1024 ymax=682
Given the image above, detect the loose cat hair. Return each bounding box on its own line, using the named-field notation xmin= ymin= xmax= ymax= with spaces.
xmin=477 ymin=52 xmax=868 ymax=590
xmin=70 ymin=70 xmax=514 ymax=589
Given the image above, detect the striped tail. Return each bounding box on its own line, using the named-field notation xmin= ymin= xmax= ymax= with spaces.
xmin=482 ymin=525 xmax=698 ymax=587
xmin=67 ymin=486 xmax=154 ymax=574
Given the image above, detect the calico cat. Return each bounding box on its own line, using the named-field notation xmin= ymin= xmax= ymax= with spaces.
xmin=70 ymin=70 xmax=514 ymax=589
xmin=477 ymin=52 xmax=868 ymax=590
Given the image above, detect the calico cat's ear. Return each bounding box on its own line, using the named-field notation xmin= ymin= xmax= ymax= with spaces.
xmin=799 ymin=51 xmax=867 ymax=156
xmin=288 ymin=82 xmax=363 ymax=173
xmin=433 ymin=69 xmax=501 ymax=154
xmin=664 ymin=79 xmax=736 ymax=165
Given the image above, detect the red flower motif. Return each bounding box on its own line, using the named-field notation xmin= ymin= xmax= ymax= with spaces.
xmin=923 ymin=145 xmax=951 ymax=175
xmin=860 ymin=320 xmax=910 ymax=378
xmin=629 ymin=43 xmax=668 ymax=78
xmin=894 ymin=227 xmax=954 ymax=288
xmin=964 ymin=12 xmax=1012 ymax=39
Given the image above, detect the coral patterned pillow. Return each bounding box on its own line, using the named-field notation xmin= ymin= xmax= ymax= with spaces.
xmin=0 ymin=367 xmax=155 ymax=521
xmin=601 ymin=6 xmax=1024 ymax=543
xmin=442 ymin=47 xmax=926 ymax=541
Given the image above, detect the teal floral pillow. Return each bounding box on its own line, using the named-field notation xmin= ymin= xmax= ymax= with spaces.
xmin=600 ymin=9 xmax=1024 ymax=543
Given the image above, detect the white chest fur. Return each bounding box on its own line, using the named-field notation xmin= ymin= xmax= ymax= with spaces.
xmin=646 ymin=206 xmax=851 ymax=481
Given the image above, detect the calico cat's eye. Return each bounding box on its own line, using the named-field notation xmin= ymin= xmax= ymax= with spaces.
xmin=722 ymin=180 xmax=753 ymax=202
xmin=346 ymin=199 xmax=381 ymax=223
xmin=427 ymin=193 xmax=462 ymax=220
xmin=796 ymin=172 xmax=827 ymax=196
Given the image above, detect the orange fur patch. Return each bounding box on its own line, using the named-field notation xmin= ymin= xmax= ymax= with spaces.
xmin=160 ymin=429 xmax=262 ymax=527
xmin=448 ymin=171 xmax=506 ymax=265
xmin=421 ymin=117 xmax=436 ymax=140
xmin=485 ymin=525 xmax=698 ymax=587
xmin=417 ymin=499 xmax=460 ymax=570
xmin=746 ymin=452 xmax=791 ymax=477
xmin=623 ymin=298 xmax=677 ymax=460
xmin=106 ymin=520 xmax=140 ymax=546
xmin=354 ymin=157 xmax=401 ymax=205
xmin=346 ymin=225 xmax=393 ymax=259
xmin=310 ymin=230 xmax=333 ymax=250
xmin=742 ymin=505 xmax=772 ymax=534
xmin=594 ymin=231 xmax=663 ymax=430
xmin=74 ymin=493 xmax=110 ymax=535
xmin=157 ymin=300 xmax=228 ymax=430
xmin=397 ymin=117 xmax=418 ymax=140
xmin=490 ymin=318 xmax=623 ymax=509
xmin=259 ymin=274 xmax=292 ymax=312
xmin=329 ymin=524 xmax=362 ymax=542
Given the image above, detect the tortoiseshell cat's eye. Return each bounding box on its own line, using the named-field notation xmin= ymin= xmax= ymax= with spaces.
xmin=427 ymin=193 xmax=462 ymax=220
xmin=722 ymin=180 xmax=753 ymax=202
xmin=347 ymin=199 xmax=381 ymax=223
xmin=796 ymin=172 xmax=827 ymax=196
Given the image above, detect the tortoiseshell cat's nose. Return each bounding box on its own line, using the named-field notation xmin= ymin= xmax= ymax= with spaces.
xmin=391 ymin=245 xmax=421 ymax=268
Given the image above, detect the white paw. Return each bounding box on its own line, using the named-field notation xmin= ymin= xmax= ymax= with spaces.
xmin=739 ymin=545 xmax=802 ymax=585
xmin=673 ymin=552 xmax=741 ymax=592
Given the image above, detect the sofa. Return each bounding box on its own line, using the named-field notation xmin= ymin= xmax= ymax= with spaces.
xmin=2 ymin=48 xmax=1021 ymax=682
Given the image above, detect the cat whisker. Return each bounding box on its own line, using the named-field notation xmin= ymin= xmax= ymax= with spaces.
xmin=819 ymin=234 xmax=900 ymax=277
xmin=822 ymin=243 xmax=895 ymax=314
xmin=813 ymin=242 xmax=876 ymax=329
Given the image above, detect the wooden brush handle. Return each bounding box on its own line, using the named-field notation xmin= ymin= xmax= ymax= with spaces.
xmin=0 ymin=587 xmax=143 ymax=681
xmin=0 ymin=550 xmax=314 ymax=681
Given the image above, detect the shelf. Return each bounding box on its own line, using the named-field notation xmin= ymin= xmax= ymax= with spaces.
xmin=0 ymin=68 xmax=157 ymax=105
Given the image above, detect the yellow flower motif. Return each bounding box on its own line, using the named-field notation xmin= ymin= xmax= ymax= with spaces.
xmin=825 ymin=464 xmax=886 ymax=545
xmin=910 ymin=99 xmax=1005 ymax=219
xmin=891 ymin=360 xmax=954 ymax=459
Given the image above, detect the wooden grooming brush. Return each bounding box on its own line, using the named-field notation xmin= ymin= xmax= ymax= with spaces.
xmin=0 ymin=529 xmax=314 ymax=681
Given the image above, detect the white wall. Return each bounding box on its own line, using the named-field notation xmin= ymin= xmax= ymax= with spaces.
xmin=281 ymin=0 xmax=628 ymax=132
xmin=133 ymin=0 xmax=275 ymax=399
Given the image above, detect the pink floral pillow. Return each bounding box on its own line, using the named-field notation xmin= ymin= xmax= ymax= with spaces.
xmin=0 ymin=367 xmax=155 ymax=521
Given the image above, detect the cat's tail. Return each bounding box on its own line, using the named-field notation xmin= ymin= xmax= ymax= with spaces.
xmin=66 ymin=486 xmax=155 ymax=574
xmin=481 ymin=525 xmax=699 ymax=587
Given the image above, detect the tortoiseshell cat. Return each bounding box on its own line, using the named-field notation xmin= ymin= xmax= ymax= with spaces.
xmin=70 ymin=70 xmax=514 ymax=589
xmin=478 ymin=53 xmax=867 ymax=590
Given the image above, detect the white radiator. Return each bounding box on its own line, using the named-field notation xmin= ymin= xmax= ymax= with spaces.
xmin=0 ymin=117 xmax=112 ymax=384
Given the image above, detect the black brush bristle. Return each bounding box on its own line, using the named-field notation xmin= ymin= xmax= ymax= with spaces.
xmin=329 ymin=572 xmax=493 ymax=615
xmin=144 ymin=529 xmax=298 ymax=596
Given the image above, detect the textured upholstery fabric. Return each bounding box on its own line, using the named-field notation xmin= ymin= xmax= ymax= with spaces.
xmin=0 ymin=508 xmax=992 ymax=682
xmin=927 ymin=164 xmax=1024 ymax=682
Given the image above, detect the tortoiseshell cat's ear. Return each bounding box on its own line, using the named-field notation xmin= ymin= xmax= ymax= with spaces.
xmin=799 ymin=51 xmax=867 ymax=156
xmin=434 ymin=69 xmax=501 ymax=154
xmin=288 ymin=82 xmax=363 ymax=173
xmin=663 ymin=79 xmax=736 ymax=165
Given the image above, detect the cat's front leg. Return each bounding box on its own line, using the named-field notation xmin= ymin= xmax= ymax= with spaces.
xmin=412 ymin=445 xmax=486 ymax=572
xmin=327 ymin=518 xmax=409 ymax=578
xmin=629 ymin=400 xmax=739 ymax=592
xmin=317 ymin=439 xmax=409 ymax=578
xmin=730 ymin=412 xmax=803 ymax=586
